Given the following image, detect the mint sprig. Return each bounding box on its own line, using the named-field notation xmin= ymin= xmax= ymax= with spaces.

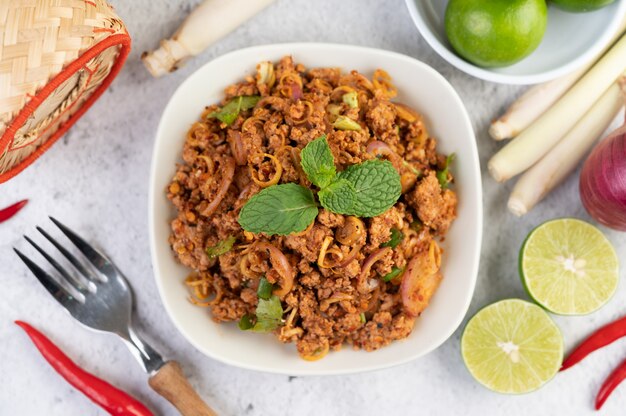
xmin=238 ymin=183 xmax=318 ymax=235
xmin=238 ymin=136 xmax=402 ymax=235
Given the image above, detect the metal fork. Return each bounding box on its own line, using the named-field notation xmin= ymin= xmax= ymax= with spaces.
xmin=15 ymin=217 xmax=216 ymax=416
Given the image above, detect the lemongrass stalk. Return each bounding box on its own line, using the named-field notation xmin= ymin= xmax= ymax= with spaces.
xmin=490 ymin=18 xmax=626 ymax=141
xmin=488 ymin=32 xmax=626 ymax=183
xmin=142 ymin=0 xmax=276 ymax=77
xmin=489 ymin=67 xmax=588 ymax=141
xmin=508 ymin=82 xmax=624 ymax=216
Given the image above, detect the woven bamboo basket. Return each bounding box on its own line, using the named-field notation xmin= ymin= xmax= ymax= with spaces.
xmin=0 ymin=0 xmax=131 ymax=184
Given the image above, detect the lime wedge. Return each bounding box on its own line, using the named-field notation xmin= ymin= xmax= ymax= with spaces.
xmin=520 ymin=218 xmax=619 ymax=315
xmin=461 ymin=299 xmax=563 ymax=394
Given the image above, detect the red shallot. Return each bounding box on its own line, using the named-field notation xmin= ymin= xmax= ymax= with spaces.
xmin=253 ymin=242 xmax=294 ymax=297
xmin=201 ymin=156 xmax=235 ymax=217
xmin=401 ymin=241 xmax=442 ymax=317
xmin=580 ymin=81 xmax=626 ymax=231
xmin=357 ymin=247 xmax=391 ymax=294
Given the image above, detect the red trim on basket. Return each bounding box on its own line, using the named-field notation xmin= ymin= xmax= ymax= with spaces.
xmin=10 ymin=63 xmax=100 ymax=151
xmin=0 ymin=33 xmax=131 ymax=184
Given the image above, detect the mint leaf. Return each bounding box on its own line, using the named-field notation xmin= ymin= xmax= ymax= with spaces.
xmin=300 ymin=135 xmax=336 ymax=188
xmin=208 ymin=95 xmax=260 ymax=126
xmin=238 ymin=183 xmax=318 ymax=235
xmin=337 ymin=160 xmax=401 ymax=217
xmin=381 ymin=228 xmax=404 ymax=248
xmin=318 ymin=179 xmax=356 ymax=214
xmin=206 ymin=235 xmax=236 ymax=258
xmin=437 ymin=153 xmax=455 ymax=189
xmin=252 ymin=295 xmax=283 ymax=332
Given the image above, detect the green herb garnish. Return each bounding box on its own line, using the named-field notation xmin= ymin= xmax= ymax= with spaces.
xmin=336 ymin=159 xmax=402 ymax=217
xmin=299 ymin=135 xmax=336 ymax=188
xmin=206 ymin=235 xmax=236 ymax=258
xmin=207 ymin=95 xmax=260 ymax=126
xmin=238 ymin=183 xmax=318 ymax=236
xmin=238 ymin=136 xmax=401 ymax=235
xmin=238 ymin=314 xmax=254 ymax=330
xmin=318 ymin=179 xmax=356 ymax=214
xmin=360 ymin=312 xmax=366 ymax=323
xmin=257 ymin=277 xmax=273 ymax=300
xmin=332 ymin=115 xmax=361 ymax=131
xmin=436 ymin=153 xmax=455 ymax=189
xmin=342 ymin=91 xmax=358 ymax=109
xmin=251 ymin=295 xmax=283 ymax=332
xmin=381 ymin=228 xmax=404 ymax=248
xmin=382 ymin=266 xmax=404 ymax=282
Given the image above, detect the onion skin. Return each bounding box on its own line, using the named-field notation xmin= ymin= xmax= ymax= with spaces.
xmin=580 ymin=122 xmax=626 ymax=231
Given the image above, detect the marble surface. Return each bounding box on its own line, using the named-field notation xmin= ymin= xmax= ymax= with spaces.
xmin=1 ymin=0 xmax=625 ymax=414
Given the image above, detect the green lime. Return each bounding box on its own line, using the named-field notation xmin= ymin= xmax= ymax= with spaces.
xmin=445 ymin=0 xmax=548 ymax=68
xmin=550 ymin=0 xmax=615 ymax=12
xmin=462 ymin=299 xmax=563 ymax=394
xmin=520 ymin=218 xmax=619 ymax=315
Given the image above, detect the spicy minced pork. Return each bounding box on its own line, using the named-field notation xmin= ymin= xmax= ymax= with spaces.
xmin=167 ymin=56 xmax=457 ymax=360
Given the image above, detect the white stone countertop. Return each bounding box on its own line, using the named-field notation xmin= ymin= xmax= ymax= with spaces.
xmin=2 ymin=0 xmax=625 ymax=415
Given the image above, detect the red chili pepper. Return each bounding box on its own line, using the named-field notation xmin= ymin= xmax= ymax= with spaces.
xmin=15 ymin=321 xmax=153 ymax=416
xmin=561 ymin=315 xmax=626 ymax=371
xmin=596 ymin=357 xmax=626 ymax=410
xmin=0 ymin=199 xmax=28 ymax=222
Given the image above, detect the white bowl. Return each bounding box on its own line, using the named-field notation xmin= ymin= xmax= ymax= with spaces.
xmin=405 ymin=0 xmax=626 ymax=85
xmin=149 ymin=43 xmax=483 ymax=375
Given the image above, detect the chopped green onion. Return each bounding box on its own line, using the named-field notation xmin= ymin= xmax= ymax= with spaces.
xmin=238 ymin=314 xmax=254 ymax=330
xmin=342 ymin=91 xmax=358 ymax=109
xmin=360 ymin=312 xmax=366 ymax=323
xmin=437 ymin=153 xmax=456 ymax=189
xmin=381 ymin=228 xmax=404 ymax=248
xmin=333 ymin=115 xmax=361 ymax=131
xmin=382 ymin=266 xmax=404 ymax=282
xmin=206 ymin=235 xmax=236 ymax=258
xmin=257 ymin=277 xmax=273 ymax=300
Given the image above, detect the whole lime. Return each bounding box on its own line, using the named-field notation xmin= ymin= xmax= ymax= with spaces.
xmin=551 ymin=0 xmax=615 ymax=12
xmin=445 ymin=0 xmax=548 ymax=68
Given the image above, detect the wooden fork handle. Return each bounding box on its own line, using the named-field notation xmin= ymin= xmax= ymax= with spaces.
xmin=149 ymin=361 xmax=217 ymax=416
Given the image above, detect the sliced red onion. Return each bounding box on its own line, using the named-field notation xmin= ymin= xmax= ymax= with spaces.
xmin=228 ymin=130 xmax=247 ymax=166
xmin=366 ymin=140 xmax=394 ymax=157
xmin=201 ymin=156 xmax=235 ymax=217
xmin=401 ymin=244 xmax=441 ymax=317
xmin=337 ymin=244 xmax=364 ymax=268
xmin=290 ymin=84 xmax=303 ymax=101
xmin=254 ymin=242 xmax=295 ymax=297
xmin=357 ymin=247 xmax=391 ymax=294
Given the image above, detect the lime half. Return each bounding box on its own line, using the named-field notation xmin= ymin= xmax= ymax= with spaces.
xmin=462 ymin=299 xmax=563 ymax=394
xmin=520 ymin=218 xmax=619 ymax=315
